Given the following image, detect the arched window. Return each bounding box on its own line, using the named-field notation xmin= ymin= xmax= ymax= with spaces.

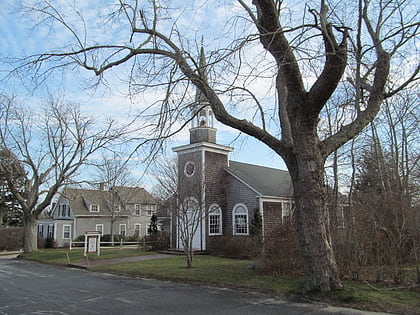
xmin=208 ymin=204 xmax=222 ymax=236
xmin=232 ymin=204 xmax=249 ymax=235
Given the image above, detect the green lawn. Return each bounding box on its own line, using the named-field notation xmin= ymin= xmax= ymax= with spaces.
xmin=93 ymin=255 xmax=303 ymax=294
xmin=20 ymin=247 xmax=153 ymax=265
xmin=20 ymin=249 xmax=420 ymax=314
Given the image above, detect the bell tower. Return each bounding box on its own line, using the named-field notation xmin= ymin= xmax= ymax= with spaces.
xmin=189 ymin=46 xmax=217 ymax=144
xmin=172 ymin=46 xmax=233 ymax=251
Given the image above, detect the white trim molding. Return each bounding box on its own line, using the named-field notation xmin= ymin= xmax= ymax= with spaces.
xmin=208 ymin=204 xmax=222 ymax=236
xmin=232 ymin=203 xmax=249 ymax=236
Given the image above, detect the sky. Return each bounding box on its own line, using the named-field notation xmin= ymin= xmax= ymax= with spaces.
xmin=0 ymin=0 xmax=287 ymax=191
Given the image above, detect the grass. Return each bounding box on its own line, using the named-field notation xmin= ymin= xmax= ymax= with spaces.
xmin=312 ymin=281 xmax=420 ymax=314
xmin=20 ymin=249 xmax=420 ymax=314
xmin=20 ymin=247 xmax=154 ymax=265
xmin=93 ymin=255 xmax=303 ymax=294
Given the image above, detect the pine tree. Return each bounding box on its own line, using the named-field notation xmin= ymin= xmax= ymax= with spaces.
xmin=148 ymin=214 xmax=158 ymax=235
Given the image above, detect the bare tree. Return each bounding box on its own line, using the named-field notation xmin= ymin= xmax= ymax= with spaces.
xmin=93 ymin=153 xmax=140 ymax=244
xmin=10 ymin=0 xmax=419 ymax=291
xmin=92 ymin=152 xmax=139 ymax=189
xmin=153 ymin=158 xmax=209 ymax=268
xmin=0 ymin=95 xmax=124 ymax=252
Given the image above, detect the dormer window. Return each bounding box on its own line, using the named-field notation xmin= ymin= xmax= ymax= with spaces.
xmin=90 ymin=204 xmax=100 ymax=212
xmin=57 ymin=204 xmax=70 ymax=217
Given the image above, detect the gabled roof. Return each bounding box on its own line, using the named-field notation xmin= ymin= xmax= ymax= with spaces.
xmin=225 ymin=161 xmax=293 ymax=198
xmin=111 ymin=186 xmax=156 ymax=204
xmin=62 ymin=187 xmax=156 ymax=216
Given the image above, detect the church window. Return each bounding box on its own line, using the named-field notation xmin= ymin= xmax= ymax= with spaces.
xmin=233 ymin=204 xmax=249 ymax=235
xmin=208 ymin=204 xmax=222 ymax=235
xmin=184 ymin=161 xmax=196 ymax=177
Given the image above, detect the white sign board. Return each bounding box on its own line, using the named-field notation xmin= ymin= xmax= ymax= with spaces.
xmin=84 ymin=232 xmax=101 ymax=256
xmin=88 ymin=236 xmax=97 ymax=252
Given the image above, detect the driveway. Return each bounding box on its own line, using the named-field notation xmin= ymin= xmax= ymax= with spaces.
xmin=0 ymin=258 xmax=390 ymax=315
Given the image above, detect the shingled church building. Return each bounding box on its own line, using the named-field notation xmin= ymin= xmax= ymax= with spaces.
xmin=171 ymin=49 xmax=294 ymax=252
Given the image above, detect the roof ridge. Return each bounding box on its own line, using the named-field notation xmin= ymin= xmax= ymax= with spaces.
xmin=229 ymin=160 xmax=288 ymax=173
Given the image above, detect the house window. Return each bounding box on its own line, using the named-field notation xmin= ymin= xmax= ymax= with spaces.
xmin=233 ymin=204 xmax=248 ymax=235
xmin=96 ymin=224 xmax=104 ymax=236
xmin=134 ymin=224 xmax=141 ymax=236
xmin=134 ymin=204 xmax=141 ymax=216
xmin=63 ymin=224 xmax=71 ymax=239
xmin=38 ymin=224 xmax=44 ymax=238
xmin=113 ymin=205 xmax=121 ymax=212
xmin=58 ymin=204 xmax=71 ymax=217
xmin=90 ymin=204 xmax=99 ymax=212
xmin=281 ymin=201 xmax=294 ymax=222
xmin=282 ymin=202 xmax=292 ymax=217
xmin=119 ymin=224 xmax=126 ymax=238
xmin=208 ymin=204 xmax=222 ymax=235
xmin=143 ymin=204 xmax=156 ymax=216
xmin=47 ymin=225 xmax=54 ymax=238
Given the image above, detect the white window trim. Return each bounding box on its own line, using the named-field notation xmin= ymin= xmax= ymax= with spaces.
xmin=38 ymin=224 xmax=44 ymax=237
xmin=114 ymin=205 xmax=121 ymax=212
xmin=62 ymin=224 xmax=72 ymax=239
xmin=184 ymin=161 xmax=196 ymax=177
xmin=134 ymin=223 xmax=141 ymax=235
xmin=232 ymin=203 xmax=249 ymax=236
xmin=134 ymin=204 xmax=141 ymax=216
xmin=119 ymin=224 xmax=127 ymax=237
xmin=58 ymin=204 xmax=70 ymax=217
xmin=208 ymin=204 xmax=222 ymax=236
xmin=281 ymin=201 xmax=295 ymax=222
xmin=47 ymin=225 xmax=54 ymax=238
xmin=96 ymin=224 xmax=104 ymax=236
xmin=90 ymin=204 xmax=100 ymax=212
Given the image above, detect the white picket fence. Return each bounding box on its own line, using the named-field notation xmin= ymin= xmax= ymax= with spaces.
xmin=68 ymin=239 xmax=153 ymax=250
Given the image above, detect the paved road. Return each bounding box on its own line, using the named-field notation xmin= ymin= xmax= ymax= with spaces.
xmin=0 ymin=258 xmax=389 ymax=315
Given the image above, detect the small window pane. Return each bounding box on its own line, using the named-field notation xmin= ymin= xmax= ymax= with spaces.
xmin=233 ymin=205 xmax=248 ymax=235
xmin=63 ymin=225 xmax=71 ymax=239
xmin=134 ymin=224 xmax=141 ymax=236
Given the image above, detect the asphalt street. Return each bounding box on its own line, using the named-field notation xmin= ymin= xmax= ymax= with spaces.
xmin=0 ymin=258 xmax=390 ymax=315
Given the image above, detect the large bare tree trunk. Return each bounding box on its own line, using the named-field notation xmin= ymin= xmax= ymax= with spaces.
xmin=288 ymin=162 xmax=341 ymax=291
xmin=23 ymin=214 xmax=37 ymax=253
xmin=285 ymin=120 xmax=341 ymax=291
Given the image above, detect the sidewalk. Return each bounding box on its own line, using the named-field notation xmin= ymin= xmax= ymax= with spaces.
xmin=0 ymin=250 xmax=22 ymax=259
xmin=68 ymin=253 xmax=173 ymax=269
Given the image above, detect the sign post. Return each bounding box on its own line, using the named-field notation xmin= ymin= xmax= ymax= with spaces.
xmin=84 ymin=231 xmax=101 ymax=257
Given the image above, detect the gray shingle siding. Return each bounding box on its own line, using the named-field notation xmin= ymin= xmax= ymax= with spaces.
xmin=224 ymin=172 xmax=259 ymax=235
